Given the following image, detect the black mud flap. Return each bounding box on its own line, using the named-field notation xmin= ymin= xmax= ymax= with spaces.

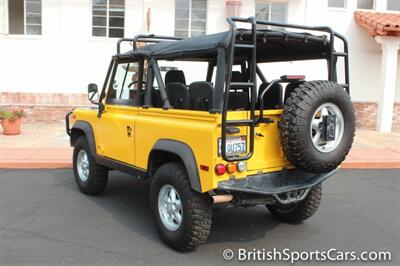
xmin=218 ymin=168 xmax=338 ymax=204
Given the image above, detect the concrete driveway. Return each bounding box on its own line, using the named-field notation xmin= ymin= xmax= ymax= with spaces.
xmin=0 ymin=169 xmax=398 ymax=265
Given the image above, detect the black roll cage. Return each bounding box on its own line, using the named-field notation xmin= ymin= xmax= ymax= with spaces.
xmin=97 ymin=17 xmax=349 ymax=163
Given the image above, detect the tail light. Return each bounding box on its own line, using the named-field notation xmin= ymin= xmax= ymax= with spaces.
xmin=215 ymin=162 xmax=247 ymax=175
xmin=237 ymin=161 xmax=247 ymax=172
xmin=215 ymin=164 xmax=226 ymax=175
xmin=226 ymin=163 xmax=237 ymax=174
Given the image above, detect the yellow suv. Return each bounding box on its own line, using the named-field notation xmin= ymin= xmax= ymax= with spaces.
xmin=66 ymin=17 xmax=355 ymax=251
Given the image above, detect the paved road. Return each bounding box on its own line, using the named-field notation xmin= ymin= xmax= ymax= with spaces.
xmin=0 ymin=169 xmax=399 ymax=265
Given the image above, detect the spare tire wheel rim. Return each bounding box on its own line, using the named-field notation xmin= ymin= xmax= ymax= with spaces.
xmin=158 ymin=184 xmax=183 ymax=231
xmin=310 ymin=103 xmax=344 ymax=153
xmin=77 ymin=149 xmax=90 ymax=182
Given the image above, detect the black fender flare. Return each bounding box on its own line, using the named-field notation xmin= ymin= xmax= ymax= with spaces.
xmin=70 ymin=120 xmax=97 ymax=156
xmin=150 ymin=139 xmax=202 ymax=192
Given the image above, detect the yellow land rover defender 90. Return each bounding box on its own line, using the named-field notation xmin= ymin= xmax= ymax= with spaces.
xmin=66 ymin=17 xmax=355 ymax=251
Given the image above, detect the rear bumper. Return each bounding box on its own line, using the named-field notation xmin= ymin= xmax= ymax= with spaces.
xmin=217 ymin=168 xmax=338 ymax=203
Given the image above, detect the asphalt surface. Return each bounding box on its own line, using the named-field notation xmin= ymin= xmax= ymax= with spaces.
xmin=0 ymin=169 xmax=399 ymax=266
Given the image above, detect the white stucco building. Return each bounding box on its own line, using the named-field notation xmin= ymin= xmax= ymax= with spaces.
xmin=0 ymin=0 xmax=399 ymax=131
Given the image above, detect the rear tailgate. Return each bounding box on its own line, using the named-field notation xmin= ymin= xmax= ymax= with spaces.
xmin=247 ymin=110 xmax=291 ymax=172
xmin=223 ymin=110 xmax=291 ymax=172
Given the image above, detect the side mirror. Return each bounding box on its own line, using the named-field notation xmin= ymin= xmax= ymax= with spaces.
xmin=88 ymin=83 xmax=98 ymax=102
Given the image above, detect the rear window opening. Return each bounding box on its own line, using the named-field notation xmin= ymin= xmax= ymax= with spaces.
xmin=150 ymin=60 xmax=214 ymax=111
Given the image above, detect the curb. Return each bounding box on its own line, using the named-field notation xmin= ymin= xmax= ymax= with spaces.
xmin=0 ymin=161 xmax=72 ymax=169
xmin=1 ymin=161 xmax=399 ymax=170
xmin=341 ymin=161 xmax=400 ymax=169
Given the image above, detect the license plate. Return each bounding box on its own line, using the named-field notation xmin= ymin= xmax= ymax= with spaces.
xmin=218 ymin=136 xmax=247 ymax=156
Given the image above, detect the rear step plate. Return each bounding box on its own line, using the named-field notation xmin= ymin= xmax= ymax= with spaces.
xmin=218 ymin=168 xmax=338 ymax=196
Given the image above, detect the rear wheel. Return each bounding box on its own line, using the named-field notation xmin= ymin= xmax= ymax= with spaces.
xmin=73 ymin=136 xmax=108 ymax=195
xmin=150 ymin=162 xmax=212 ymax=252
xmin=267 ymin=184 xmax=322 ymax=223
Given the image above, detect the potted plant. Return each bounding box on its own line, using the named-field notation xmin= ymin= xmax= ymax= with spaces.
xmin=0 ymin=109 xmax=26 ymax=135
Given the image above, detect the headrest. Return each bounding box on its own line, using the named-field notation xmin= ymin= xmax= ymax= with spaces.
xmin=231 ymin=71 xmax=244 ymax=82
xmin=165 ymin=70 xmax=186 ymax=85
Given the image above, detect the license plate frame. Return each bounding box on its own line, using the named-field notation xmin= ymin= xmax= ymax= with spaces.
xmin=218 ymin=136 xmax=247 ymax=157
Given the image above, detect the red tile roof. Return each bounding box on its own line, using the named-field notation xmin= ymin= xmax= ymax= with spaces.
xmin=354 ymin=11 xmax=400 ymax=36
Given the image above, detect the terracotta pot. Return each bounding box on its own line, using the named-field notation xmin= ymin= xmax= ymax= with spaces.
xmin=1 ymin=118 xmax=21 ymax=135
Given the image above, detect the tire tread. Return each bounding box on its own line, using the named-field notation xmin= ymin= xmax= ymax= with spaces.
xmin=268 ymin=185 xmax=322 ymax=223
xmin=150 ymin=162 xmax=212 ymax=252
xmin=73 ymin=136 xmax=108 ymax=195
xmin=280 ymin=81 xmax=355 ymax=173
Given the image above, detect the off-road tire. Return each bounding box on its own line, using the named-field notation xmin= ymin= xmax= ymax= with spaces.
xmin=73 ymin=136 xmax=108 ymax=195
xmin=267 ymin=184 xmax=322 ymax=223
xmin=280 ymin=81 xmax=355 ymax=173
xmin=150 ymin=162 xmax=212 ymax=252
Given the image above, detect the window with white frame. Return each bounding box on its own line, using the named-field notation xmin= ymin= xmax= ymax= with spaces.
xmin=8 ymin=0 xmax=41 ymax=35
xmin=174 ymin=0 xmax=207 ymax=38
xmin=357 ymin=0 xmax=374 ymax=9
xmin=255 ymin=1 xmax=287 ymax=30
xmin=387 ymin=0 xmax=400 ymax=11
xmin=328 ymin=0 xmax=346 ymax=8
xmin=92 ymin=0 xmax=125 ymax=38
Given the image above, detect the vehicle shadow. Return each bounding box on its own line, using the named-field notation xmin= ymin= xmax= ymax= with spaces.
xmin=52 ymin=170 xmax=159 ymax=244
xmin=53 ymin=170 xmax=282 ymax=245
xmin=208 ymin=206 xmax=281 ymax=244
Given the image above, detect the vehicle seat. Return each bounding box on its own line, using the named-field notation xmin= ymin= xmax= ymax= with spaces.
xmin=231 ymin=71 xmax=245 ymax=84
xmin=165 ymin=83 xmax=190 ymax=109
xmin=189 ymin=81 xmax=213 ymax=111
xmin=228 ymin=92 xmax=249 ymax=110
xmin=258 ymin=82 xmax=283 ymax=109
xmin=151 ymin=89 xmax=163 ymax=108
xmin=228 ymin=71 xmax=249 ymax=110
xmin=108 ymin=88 xmax=117 ymax=99
xmin=165 ymin=70 xmax=186 ymax=86
xmin=231 ymin=71 xmax=249 ymax=94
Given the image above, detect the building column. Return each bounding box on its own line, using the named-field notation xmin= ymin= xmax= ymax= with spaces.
xmin=375 ymin=36 xmax=400 ymax=132
xmin=0 ymin=0 xmax=7 ymax=34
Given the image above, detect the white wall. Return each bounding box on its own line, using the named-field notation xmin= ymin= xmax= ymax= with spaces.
xmin=0 ymin=0 xmax=146 ymax=94
xmin=0 ymin=0 xmax=399 ymax=102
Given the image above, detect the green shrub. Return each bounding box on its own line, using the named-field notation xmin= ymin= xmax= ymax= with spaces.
xmin=0 ymin=109 xmax=26 ymax=122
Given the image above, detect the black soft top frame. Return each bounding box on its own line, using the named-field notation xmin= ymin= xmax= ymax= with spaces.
xmin=113 ymin=17 xmax=350 ymax=162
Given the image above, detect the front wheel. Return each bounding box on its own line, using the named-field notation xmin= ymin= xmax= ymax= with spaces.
xmin=150 ymin=162 xmax=212 ymax=252
xmin=267 ymin=184 xmax=322 ymax=224
xmin=73 ymin=136 xmax=108 ymax=195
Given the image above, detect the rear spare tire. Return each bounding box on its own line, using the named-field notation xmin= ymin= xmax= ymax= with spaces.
xmin=280 ymin=81 xmax=355 ymax=173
